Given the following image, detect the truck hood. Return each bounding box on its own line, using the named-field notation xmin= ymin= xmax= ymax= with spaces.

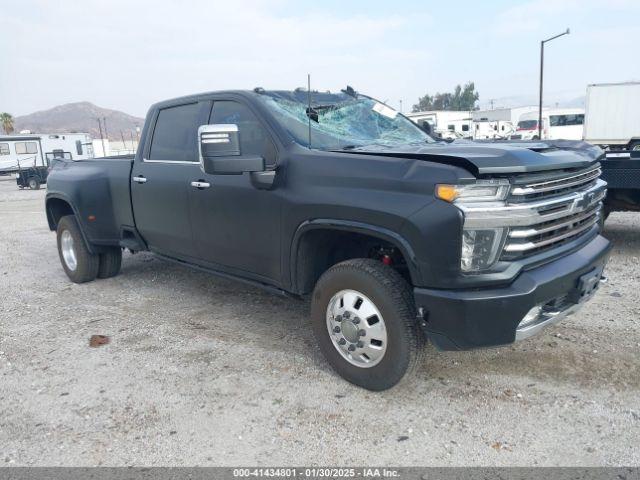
xmin=336 ymin=139 xmax=602 ymax=176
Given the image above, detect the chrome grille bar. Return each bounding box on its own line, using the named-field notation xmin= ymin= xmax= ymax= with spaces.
xmin=504 ymin=214 xmax=600 ymax=253
xmin=511 ymin=166 xmax=601 ymax=196
xmin=460 ymin=179 xmax=607 ymax=229
xmin=508 ymin=204 xmax=601 ymax=239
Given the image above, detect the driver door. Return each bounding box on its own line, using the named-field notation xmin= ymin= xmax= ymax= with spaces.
xmin=188 ymin=99 xmax=282 ymax=284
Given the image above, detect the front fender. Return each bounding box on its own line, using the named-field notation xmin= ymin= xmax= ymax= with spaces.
xmin=289 ymin=219 xmax=421 ymax=292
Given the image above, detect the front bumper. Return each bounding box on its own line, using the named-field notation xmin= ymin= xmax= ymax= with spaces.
xmin=414 ymin=235 xmax=611 ymax=350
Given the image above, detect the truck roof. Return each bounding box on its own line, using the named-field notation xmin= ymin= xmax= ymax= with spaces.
xmin=150 ymin=88 xmax=356 ymax=111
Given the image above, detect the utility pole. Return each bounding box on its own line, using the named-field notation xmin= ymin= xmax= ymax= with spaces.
xmin=96 ymin=118 xmax=106 ymax=157
xmin=538 ymin=28 xmax=570 ymax=139
xmin=102 ymin=117 xmax=109 ymax=142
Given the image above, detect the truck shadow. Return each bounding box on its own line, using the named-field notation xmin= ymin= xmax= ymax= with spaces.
xmin=114 ymin=221 xmax=639 ymax=392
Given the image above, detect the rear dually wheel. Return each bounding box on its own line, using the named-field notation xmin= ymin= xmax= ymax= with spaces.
xmin=56 ymin=215 xmax=99 ymax=283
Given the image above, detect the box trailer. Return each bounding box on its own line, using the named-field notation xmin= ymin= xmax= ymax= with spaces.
xmin=584 ymin=82 xmax=640 ymax=150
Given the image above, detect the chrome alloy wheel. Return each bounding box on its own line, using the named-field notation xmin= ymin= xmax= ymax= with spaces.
xmin=60 ymin=230 xmax=78 ymax=271
xmin=326 ymin=289 xmax=388 ymax=368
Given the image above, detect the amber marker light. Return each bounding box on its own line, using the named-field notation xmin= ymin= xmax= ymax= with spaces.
xmin=435 ymin=184 xmax=458 ymax=203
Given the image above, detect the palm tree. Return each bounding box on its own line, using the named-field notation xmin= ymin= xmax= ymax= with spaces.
xmin=0 ymin=112 xmax=14 ymax=134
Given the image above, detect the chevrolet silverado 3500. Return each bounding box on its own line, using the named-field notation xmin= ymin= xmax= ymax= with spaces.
xmin=45 ymin=88 xmax=610 ymax=390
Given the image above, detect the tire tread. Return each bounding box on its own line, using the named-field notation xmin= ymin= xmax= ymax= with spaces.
xmin=311 ymin=258 xmax=425 ymax=390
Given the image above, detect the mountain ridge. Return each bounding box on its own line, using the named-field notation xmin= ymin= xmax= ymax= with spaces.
xmin=13 ymin=102 xmax=144 ymax=141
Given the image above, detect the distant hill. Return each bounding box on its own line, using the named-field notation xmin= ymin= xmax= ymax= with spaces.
xmin=13 ymin=102 xmax=144 ymax=140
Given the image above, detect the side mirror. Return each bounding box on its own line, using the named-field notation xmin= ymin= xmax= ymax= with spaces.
xmin=198 ymin=124 xmax=265 ymax=175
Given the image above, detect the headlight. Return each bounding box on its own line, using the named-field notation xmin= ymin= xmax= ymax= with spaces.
xmin=436 ymin=179 xmax=511 ymax=272
xmin=461 ymin=228 xmax=506 ymax=272
xmin=436 ymin=179 xmax=510 ymax=203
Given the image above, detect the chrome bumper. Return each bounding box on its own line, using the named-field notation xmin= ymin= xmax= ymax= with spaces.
xmin=514 ymin=302 xmax=583 ymax=341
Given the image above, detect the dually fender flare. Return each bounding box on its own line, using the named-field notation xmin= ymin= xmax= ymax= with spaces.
xmin=45 ymin=192 xmax=96 ymax=255
xmin=289 ymin=218 xmax=422 ymax=292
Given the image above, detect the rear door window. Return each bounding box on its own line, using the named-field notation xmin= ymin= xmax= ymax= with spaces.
xmin=149 ymin=103 xmax=203 ymax=162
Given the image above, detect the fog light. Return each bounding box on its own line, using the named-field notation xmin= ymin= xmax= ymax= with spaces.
xmin=518 ymin=305 xmax=543 ymax=330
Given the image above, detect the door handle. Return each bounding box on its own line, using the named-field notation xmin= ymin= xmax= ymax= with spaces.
xmin=132 ymin=175 xmax=147 ymax=184
xmin=190 ymin=181 xmax=211 ymax=189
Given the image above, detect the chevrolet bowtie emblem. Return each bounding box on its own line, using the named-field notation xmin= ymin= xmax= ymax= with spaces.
xmin=575 ymin=191 xmax=595 ymax=211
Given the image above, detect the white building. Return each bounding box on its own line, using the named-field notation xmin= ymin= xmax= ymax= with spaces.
xmin=472 ymin=106 xmax=539 ymax=124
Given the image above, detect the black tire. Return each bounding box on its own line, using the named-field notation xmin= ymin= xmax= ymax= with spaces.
xmin=628 ymin=140 xmax=640 ymax=151
xmin=311 ymin=258 xmax=424 ymax=391
xmin=98 ymin=247 xmax=122 ymax=279
xmin=56 ymin=215 xmax=99 ymax=283
xmin=28 ymin=178 xmax=40 ymax=190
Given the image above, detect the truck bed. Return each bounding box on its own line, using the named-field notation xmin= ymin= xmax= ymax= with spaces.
xmin=601 ymin=150 xmax=640 ymax=213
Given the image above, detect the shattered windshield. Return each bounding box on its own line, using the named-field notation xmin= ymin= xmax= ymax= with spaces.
xmin=256 ymin=90 xmax=435 ymax=150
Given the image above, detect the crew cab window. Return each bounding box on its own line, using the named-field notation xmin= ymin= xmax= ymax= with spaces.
xmin=15 ymin=142 xmax=38 ymax=154
xmin=149 ymin=103 xmax=201 ymax=162
xmin=210 ymin=101 xmax=276 ymax=167
xmin=0 ymin=143 xmax=9 ymax=155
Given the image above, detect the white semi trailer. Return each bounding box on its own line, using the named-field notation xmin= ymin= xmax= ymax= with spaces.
xmin=584 ymin=82 xmax=640 ymax=150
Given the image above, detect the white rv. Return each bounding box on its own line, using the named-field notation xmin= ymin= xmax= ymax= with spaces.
xmin=406 ymin=111 xmax=473 ymax=139
xmin=512 ymin=108 xmax=585 ymax=141
xmin=473 ymin=120 xmax=515 ymax=140
xmin=0 ymin=133 xmax=94 ymax=173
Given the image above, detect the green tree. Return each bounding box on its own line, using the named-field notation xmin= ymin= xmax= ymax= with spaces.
xmin=412 ymin=82 xmax=479 ymax=112
xmin=0 ymin=112 xmax=14 ymax=134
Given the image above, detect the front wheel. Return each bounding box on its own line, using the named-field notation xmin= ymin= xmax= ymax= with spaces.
xmin=56 ymin=215 xmax=99 ymax=283
xmin=311 ymin=259 xmax=424 ymax=391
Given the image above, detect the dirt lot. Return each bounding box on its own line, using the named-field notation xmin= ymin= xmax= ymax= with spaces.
xmin=0 ymin=176 xmax=639 ymax=466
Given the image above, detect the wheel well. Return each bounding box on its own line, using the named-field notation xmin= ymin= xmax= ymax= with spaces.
xmin=294 ymin=229 xmax=411 ymax=295
xmin=46 ymin=198 xmax=74 ymax=231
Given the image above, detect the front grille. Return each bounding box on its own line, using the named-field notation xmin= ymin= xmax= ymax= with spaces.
xmin=500 ymin=165 xmax=606 ymax=260
xmin=509 ymin=165 xmax=601 ymax=202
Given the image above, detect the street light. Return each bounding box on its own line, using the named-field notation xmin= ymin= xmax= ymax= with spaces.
xmin=538 ymin=28 xmax=570 ymax=139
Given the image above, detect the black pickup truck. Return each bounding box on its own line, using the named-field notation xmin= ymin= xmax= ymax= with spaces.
xmin=45 ymin=88 xmax=611 ymax=390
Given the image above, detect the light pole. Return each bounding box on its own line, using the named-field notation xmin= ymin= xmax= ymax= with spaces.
xmin=538 ymin=28 xmax=570 ymax=139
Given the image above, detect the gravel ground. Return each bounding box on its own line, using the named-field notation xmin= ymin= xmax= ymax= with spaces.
xmin=0 ymin=176 xmax=639 ymax=467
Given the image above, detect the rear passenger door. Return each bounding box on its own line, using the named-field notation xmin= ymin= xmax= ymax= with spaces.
xmin=188 ymin=99 xmax=282 ymax=283
xmin=131 ymin=101 xmax=210 ymax=260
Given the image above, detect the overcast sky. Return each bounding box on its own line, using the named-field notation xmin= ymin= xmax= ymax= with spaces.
xmin=1 ymin=0 xmax=639 ymax=117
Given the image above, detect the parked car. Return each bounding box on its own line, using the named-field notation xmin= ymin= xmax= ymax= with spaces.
xmin=45 ymin=88 xmax=611 ymax=390
xmin=511 ymin=108 xmax=585 ymax=141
